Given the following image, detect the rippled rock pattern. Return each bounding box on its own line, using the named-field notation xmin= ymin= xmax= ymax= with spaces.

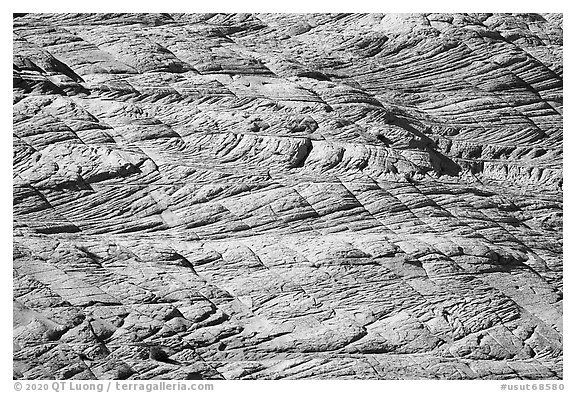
xmin=13 ymin=13 xmax=563 ymax=380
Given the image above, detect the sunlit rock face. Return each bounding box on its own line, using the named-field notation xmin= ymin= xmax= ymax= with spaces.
xmin=13 ymin=13 xmax=562 ymax=380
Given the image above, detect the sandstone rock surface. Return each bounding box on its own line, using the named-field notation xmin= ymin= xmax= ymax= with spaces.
xmin=13 ymin=13 xmax=562 ymax=380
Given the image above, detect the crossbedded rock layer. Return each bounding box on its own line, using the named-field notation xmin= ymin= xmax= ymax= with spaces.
xmin=13 ymin=13 xmax=562 ymax=380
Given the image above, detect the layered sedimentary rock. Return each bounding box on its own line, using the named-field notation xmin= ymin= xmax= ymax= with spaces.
xmin=13 ymin=13 xmax=562 ymax=380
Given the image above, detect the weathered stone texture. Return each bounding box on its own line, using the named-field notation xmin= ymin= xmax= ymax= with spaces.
xmin=13 ymin=13 xmax=562 ymax=379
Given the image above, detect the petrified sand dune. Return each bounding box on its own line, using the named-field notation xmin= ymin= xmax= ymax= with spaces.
xmin=13 ymin=13 xmax=562 ymax=380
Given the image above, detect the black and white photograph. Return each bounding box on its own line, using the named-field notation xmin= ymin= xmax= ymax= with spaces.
xmin=11 ymin=7 xmax=567 ymax=390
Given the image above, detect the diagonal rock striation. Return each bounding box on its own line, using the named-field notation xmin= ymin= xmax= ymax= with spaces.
xmin=13 ymin=13 xmax=562 ymax=380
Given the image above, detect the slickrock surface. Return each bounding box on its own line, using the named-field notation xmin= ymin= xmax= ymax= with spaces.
xmin=13 ymin=13 xmax=563 ymax=380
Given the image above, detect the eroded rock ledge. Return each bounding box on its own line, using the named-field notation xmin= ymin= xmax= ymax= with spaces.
xmin=13 ymin=13 xmax=562 ymax=380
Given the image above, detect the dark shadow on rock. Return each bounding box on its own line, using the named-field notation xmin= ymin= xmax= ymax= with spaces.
xmin=296 ymin=71 xmax=331 ymax=81
xmin=428 ymin=149 xmax=461 ymax=177
xmin=290 ymin=137 xmax=313 ymax=168
xmin=389 ymin=116 xmax=461 ymax=176
xmin=393 ymin=117 xmax=437 ymax=149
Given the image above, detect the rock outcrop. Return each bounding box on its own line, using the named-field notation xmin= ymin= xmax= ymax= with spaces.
xmin=13 ymin=13 xmax=562 ymax=380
